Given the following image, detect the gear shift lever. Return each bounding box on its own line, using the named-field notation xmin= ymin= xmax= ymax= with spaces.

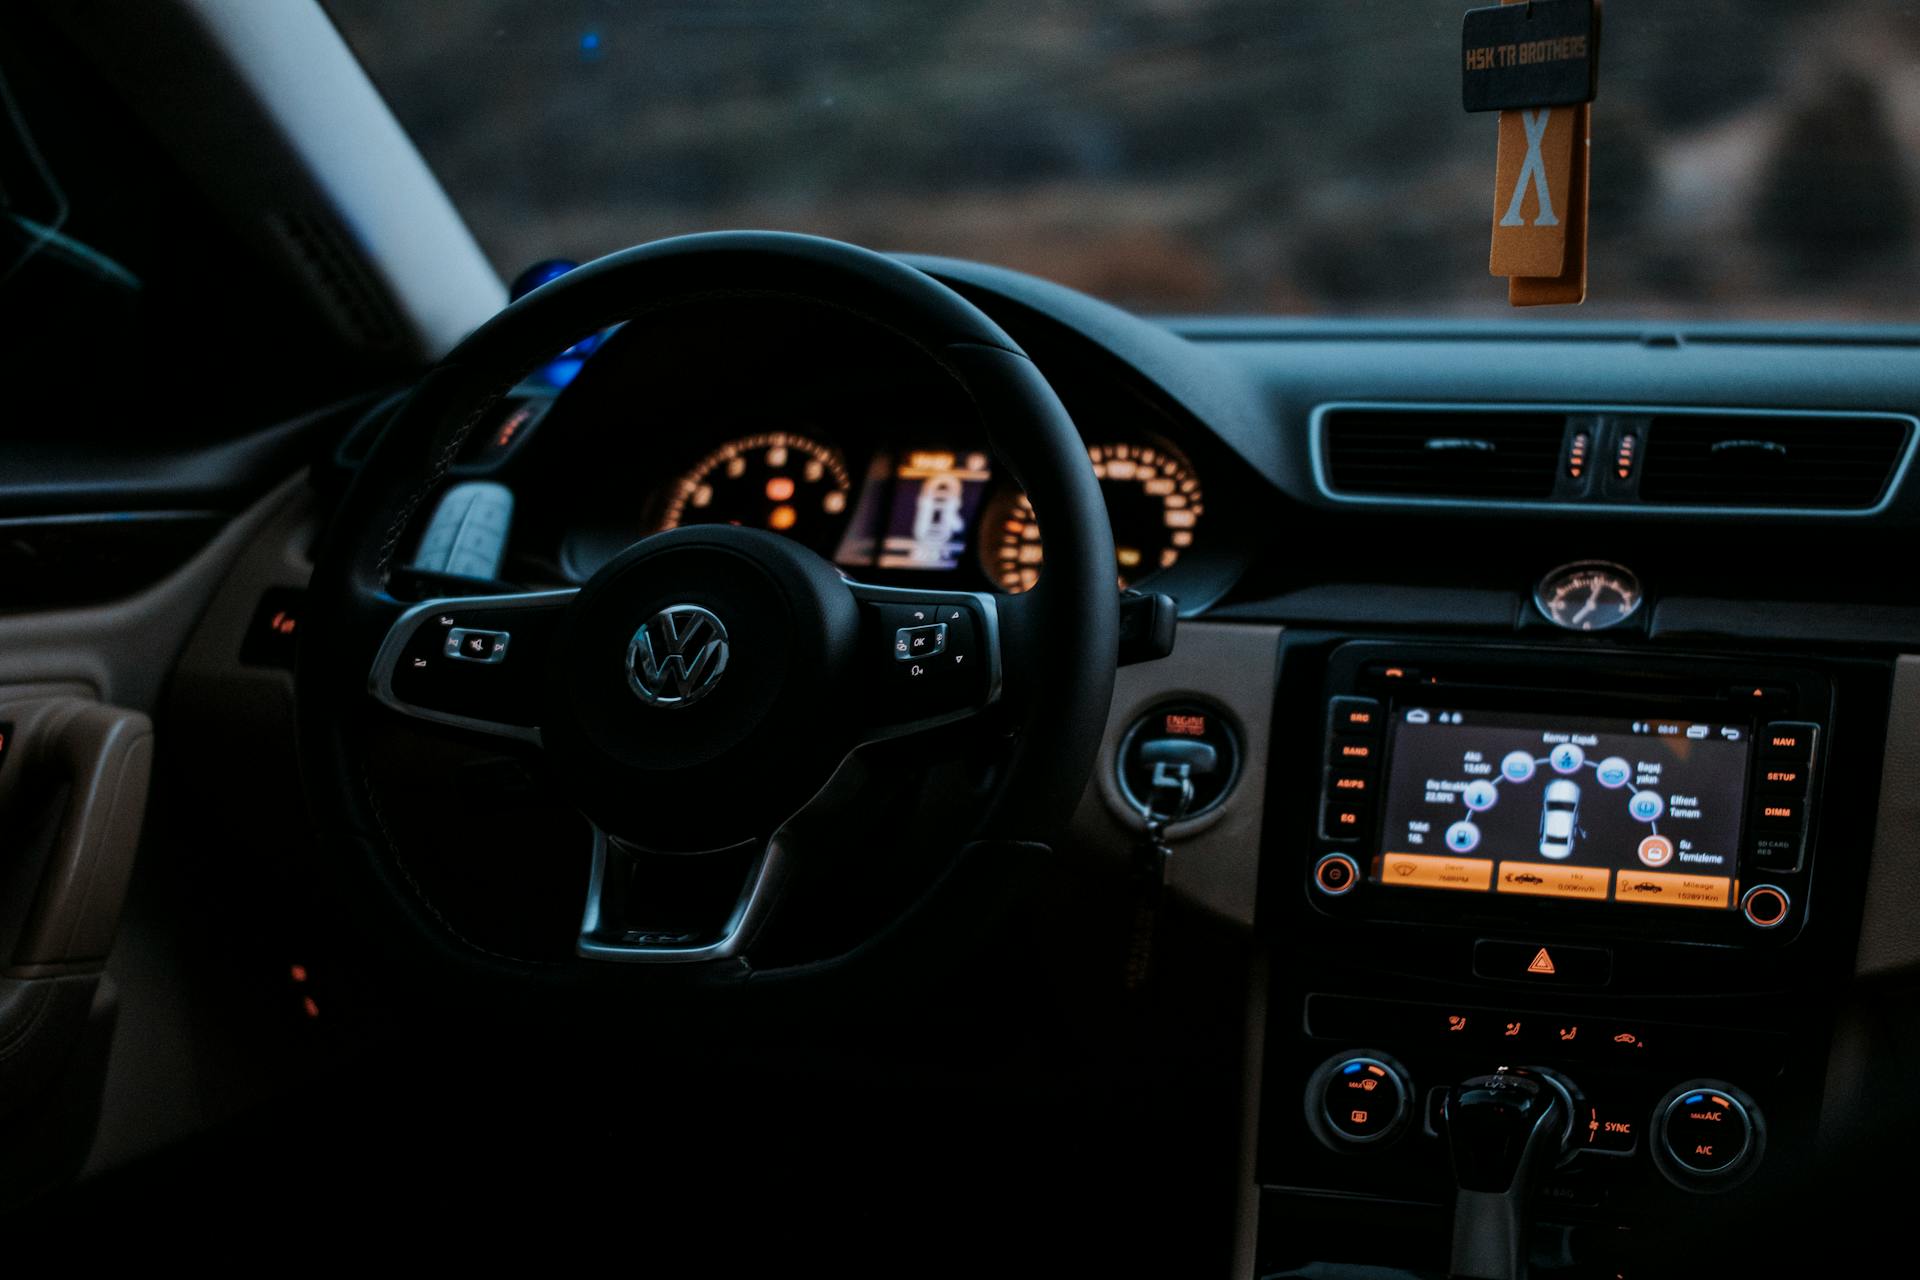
xmin=1441 ymin=1068 xmax=1571 ymax=1280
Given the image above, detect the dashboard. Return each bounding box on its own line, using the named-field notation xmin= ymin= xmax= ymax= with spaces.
xmin=76 ymin=251 xmax=1920 ymax=1279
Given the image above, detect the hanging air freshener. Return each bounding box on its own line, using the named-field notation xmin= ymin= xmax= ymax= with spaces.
xmin=1462 ymin=0 xmax=1601 ymax=306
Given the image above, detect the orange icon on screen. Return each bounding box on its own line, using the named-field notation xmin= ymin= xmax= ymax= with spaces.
xmin=1348 ymin=1078 xmax=1378 ymax=1092
xmin=1559 ymin=1026 xmax=1579 ymax=1042
xmin=1351 ymin=1110 xmax=1369 ymax=1125
xmin=1527 ymin=947 xmax=1556 ymax=975
xmin=1504 ymin=1022 xmax=1522 ymax=1037
xmin=1447 ymin=1015 xmax=1468 ymax=1032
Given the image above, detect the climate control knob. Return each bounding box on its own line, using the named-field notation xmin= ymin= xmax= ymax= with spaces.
xmin=1304 ymin=1050 xmax=1413 ymax=1151
xmin=1651 ymin=1079 xmax=1766 ymax=1191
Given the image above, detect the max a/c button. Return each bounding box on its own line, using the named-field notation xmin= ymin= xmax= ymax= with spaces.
xmin=1473 ymin=939 xmax=1611 ymax=986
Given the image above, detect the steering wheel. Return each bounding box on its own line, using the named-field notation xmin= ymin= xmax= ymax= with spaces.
xmin=297 ymin=232 xmax=1117 ymax=984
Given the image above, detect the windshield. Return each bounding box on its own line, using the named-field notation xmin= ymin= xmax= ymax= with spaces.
xmin=326 ymin=1 xmax=1920 ymax=320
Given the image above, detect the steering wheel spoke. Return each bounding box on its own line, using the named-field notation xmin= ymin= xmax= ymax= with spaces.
xmin=845 ymin=581 xmax=1004 ymax=741
xmin=367 ymin=588 xmax=577 ymax=743
xmin=577 ymin=824 xmax=788 ymax=963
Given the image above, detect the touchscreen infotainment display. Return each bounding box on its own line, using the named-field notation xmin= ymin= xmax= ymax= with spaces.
xmin=1374 ymin=709 xmax=1751 ymax=909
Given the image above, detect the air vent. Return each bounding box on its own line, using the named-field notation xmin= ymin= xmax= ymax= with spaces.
xmin=1639 ymin=414 xmax=1911 ymax=509
xmin=265 ymin=211 xmax=408 ymax=353
xmin=1322 ymin=409 xmax=1565 ymax=498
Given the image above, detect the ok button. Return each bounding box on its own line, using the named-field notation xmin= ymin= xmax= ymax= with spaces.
xmin=894 ymin=623 xmax=947 ymax=661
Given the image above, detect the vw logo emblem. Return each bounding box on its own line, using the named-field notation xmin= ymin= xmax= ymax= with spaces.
xmin=626 ymin=605 xmax=730 ymax=707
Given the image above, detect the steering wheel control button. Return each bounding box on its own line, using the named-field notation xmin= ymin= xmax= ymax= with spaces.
xmin=383 ymin=598 xmax=565 ymax=731
xmin=894 ymin=623 xmax=947 ymax=661
xmin=1314 ymin=852 xmax=1360 ymax=896
xmin=1472 ymin=940 xmax=1612 ymax=987
xmin=445 ymin=627 xmax=510 ymax=663
xmin=1116 ymin=703 xmax=1240 ymax=820
xmin=1305 ymin=1051 xmax=1413 ymax=1150
xmin=1761 ymin=721 xmax=1816 ymax=763
xmin=1329 ymin=696 xmax=1384 ymax=737
xmin=1741 ymin=884 xmax=1791 ymax=929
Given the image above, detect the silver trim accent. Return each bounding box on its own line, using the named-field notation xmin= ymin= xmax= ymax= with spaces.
xmin=1309 ymin=402 xmax=1920 ymax=516
xmin=576 ymin=827 xmax=788 ymax=963
xmin=367 ymin=588 xmax=577 ymax=743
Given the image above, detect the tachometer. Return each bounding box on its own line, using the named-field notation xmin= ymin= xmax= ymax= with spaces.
xmin=661 ymin=432 xmax=852 ymax=554
xmin=981 ymin=442 xmax=1203 ymax=593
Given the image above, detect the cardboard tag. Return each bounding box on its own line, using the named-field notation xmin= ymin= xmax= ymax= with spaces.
xmin=1488 ymin=104 xmax=1574 ymax=277
xmin=1508 ymin=101 xmax=1590 ymax=305
xmin=1462 ymin=0 xmax=1598 ymax=112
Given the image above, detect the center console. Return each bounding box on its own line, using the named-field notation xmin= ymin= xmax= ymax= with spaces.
xmin=1254 ymin=638 xmax=1885 ymax=1278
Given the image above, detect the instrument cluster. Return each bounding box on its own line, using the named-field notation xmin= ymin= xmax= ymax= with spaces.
xmin=560 ymin=420 xmax=1207 ymax=597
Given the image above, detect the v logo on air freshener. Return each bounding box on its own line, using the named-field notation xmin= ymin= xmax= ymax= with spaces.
xmin=1501 ymin=109 xmax=1560 ymax=227
xmin=1489 ymin=103 xmax=1574 ymax=277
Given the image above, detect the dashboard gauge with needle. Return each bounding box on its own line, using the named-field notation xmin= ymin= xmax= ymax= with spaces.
xmin=1534 ymin=561 xmax=1644 ymax=632
xmin=979 ymin=441 xmax=1203 ymax=593
xmin=659 ymin=431 xmax=852 ymax=555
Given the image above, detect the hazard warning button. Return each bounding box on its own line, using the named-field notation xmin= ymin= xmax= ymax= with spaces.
xmin=1473 ymin=939 xmax=1612 ymax=986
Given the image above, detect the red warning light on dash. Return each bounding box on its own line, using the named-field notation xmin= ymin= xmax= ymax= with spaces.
xmin=1164 ymin=713 xmax=1208 ymax=737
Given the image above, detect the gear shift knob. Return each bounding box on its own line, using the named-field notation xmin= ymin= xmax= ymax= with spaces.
xmin=1441 ymin=1068 xmax=1570 ymax=1280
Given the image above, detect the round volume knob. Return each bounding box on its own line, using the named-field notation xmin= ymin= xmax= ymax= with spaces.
xmin=1742 ymin=884 xmax=1791 ymax=929
xmin=1304 ymin=1050 xmax=1413 ymax=1151
xmin=1313 ymin=852 xmax=1360 ymax=897
xmin=1651 ymin=1079 xmax=1766 ymax=1192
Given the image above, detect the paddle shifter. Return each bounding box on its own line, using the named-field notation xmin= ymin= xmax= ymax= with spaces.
xmin=1440 ymin=1067 xmax=1576 ymax=1280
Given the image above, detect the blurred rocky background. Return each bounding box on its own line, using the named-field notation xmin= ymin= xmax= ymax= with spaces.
xmin=325 ymin=0 xmax=1920 ymax=319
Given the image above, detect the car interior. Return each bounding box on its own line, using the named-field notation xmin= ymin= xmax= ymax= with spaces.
xmin=4 ymin=1 xmax=1918 ymax=1273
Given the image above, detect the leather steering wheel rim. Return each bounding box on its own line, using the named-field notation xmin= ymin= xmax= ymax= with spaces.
xmin=296 ymin=231 xmax=1118 ymax=988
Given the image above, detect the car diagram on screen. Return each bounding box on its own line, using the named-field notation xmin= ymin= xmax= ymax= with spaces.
xmin=1538 ymin=779 xmax=1582 ymax=859
xmin=1436 ymin=735 xmax=1668 ymax=861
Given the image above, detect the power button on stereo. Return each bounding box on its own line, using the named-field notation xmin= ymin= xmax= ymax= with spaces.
xmin=1314 ymin=852 xmax=1360 ymax=896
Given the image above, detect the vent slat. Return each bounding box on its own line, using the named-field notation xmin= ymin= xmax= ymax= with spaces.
xmin=1324 ymin=411 xmax=1563 ymax=498
xmin=1639 ymin=415 xmax=1909 ymax=508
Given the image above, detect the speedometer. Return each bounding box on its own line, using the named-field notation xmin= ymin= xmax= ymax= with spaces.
xmin=981 ymin=441 xmax=1203 ymax=593
xmin=661 ymin=432 xmax=852 ymax=554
